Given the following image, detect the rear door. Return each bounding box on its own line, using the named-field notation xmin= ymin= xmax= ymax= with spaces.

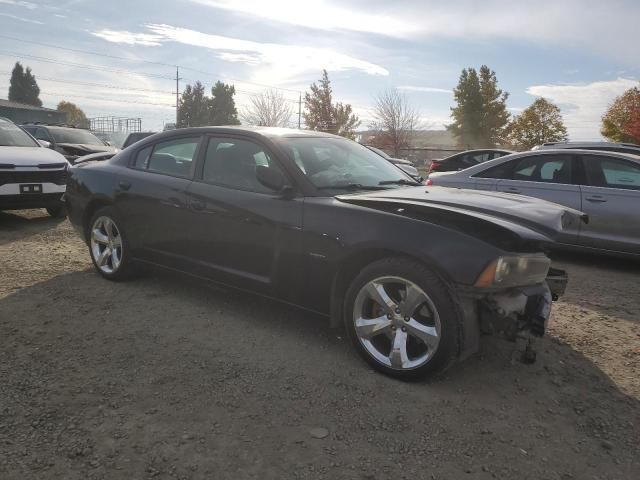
xmin=577 ymin=154 xmax=640 ymax=254
xmin=115 ymin=135 xmax=202 ymax=266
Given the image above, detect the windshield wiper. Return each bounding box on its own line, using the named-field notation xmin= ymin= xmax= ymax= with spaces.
xmin=316 ymin=183 xmax=388 ymax=191
xmin=378 ymin=179 xmax=422 ymax=186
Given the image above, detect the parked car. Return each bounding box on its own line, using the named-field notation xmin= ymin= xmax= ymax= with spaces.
xmin=122 ymin=131 xmax=157 ymax=149
xmin=20 ymin=124 xmax=117 ymax=164
xmin=428 ymin=149 xmax=513 ymax=173
xmin=427 ymin=149 xmax=640 ymax=257
xmin=0 ymin=117 xmax=69 ymax=217
xmin=365 ymin=145 xmax=421 ymax=179
xmin=65 ymin=127 xmax=579 ymax=379
xmin=533 ymin=141 xmax=640 ymax=156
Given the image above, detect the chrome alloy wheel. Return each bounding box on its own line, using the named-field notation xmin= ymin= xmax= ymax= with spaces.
xmin=353 ymin=276 xmax=441 ymax=370
xmin=90 ymin=216 xmax=123 ymax=274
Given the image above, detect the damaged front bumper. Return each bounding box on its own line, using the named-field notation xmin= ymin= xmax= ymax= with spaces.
xmin=458 ymin=268 xmax=568 ymax=361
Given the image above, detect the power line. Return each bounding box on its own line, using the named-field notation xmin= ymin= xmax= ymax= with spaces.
xmin=19 ymin=75 xmax=174 ymax=95
xmin=0 ymin=51 xmax=174 ymax=80
xmin=0 ymin=34 xmax=176 ymax=68
xmin=38 ymin=91 xmax=174 ymax=107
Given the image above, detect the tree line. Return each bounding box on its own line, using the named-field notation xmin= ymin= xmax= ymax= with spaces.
xmin=8 ymin=61 xmax=640 ymax=150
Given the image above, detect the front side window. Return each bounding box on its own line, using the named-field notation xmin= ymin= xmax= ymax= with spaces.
xmin=138 ymin=137 xmax=199 ymax=178
xmin=585 ymin=156 xmax=640 ymax=190
xmin=201 ymin=137 xmax=283 ymax=193
xmin=279 ymin=137 xmax=414 ymax=191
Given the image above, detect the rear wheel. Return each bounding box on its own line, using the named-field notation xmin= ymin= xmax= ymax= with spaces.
xmin=88 ymin=206 xmax=136 ymax=280
xmin=344 ymin=257 xmax=460 ymax=379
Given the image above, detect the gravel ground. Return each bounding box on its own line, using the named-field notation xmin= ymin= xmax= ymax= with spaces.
xmin=1 ymin=209 xmax=639 ymax=480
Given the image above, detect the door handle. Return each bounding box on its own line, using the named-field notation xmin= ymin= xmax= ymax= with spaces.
xmin=586 ymin=195 xmax=607 ymax=203
xmin=503 ymin=187 xmax=521 ymax=194
xmin=118 ymin=180 xmax=131 ymax=191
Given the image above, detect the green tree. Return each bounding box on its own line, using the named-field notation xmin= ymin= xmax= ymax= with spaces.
xmin=177 ymin=81 xmax=210 ymax=127
xmin=505 ymin=97 xmax=568 ymax=150
xmin=208 ymin=81 xmax=240 ymax=126
xmin=448 ymin=65 xmax=509 ymax=148
xmin=601 ymin=86 xmax=640 ymax=144
xmin=303 ymin=70 xmax=360 ymax=139
xmin=57 ymin=101 xmax=89 ymax=128
xmin=8 ymin=62 xmax=42 ymax=107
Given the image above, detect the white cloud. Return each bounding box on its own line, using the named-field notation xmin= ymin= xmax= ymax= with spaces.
xmin=398 ymin=85 xmax=451 ymax=94
xmin=190 ymin=0 xmax=638 ymax=64
xmin=191 ymin=0 xmax=417 ymax=37
xmin=0 ymin=0 xmax=36 ymax=9
xmin=0 ymin=12 xmax=42 ymax=24
xmin=93 ymin=24 xmax=388 ymax=84
xmin=526 ymin=78 xmax=638 ymax=140
xmin=92 ymin=29 xmax=165 ymax=47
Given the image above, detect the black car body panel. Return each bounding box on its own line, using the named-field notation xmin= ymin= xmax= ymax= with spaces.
xmin=66 ymin=127 xmax=576 ymax=372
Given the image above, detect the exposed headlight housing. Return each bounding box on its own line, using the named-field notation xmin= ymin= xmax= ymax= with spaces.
xmin=475 ymin=254 xmax=551 ymax=288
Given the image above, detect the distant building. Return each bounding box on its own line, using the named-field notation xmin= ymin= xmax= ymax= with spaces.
xmin=0 ymin=99 xmax=67 ymax=125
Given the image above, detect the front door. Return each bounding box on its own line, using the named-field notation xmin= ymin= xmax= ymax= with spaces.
xmin=183 ymin=135 xmax=304 ymax=301
xmin=578 ymin=154 xmax=640 ymax=254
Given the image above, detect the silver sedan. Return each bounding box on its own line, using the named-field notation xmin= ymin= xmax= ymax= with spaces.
xmin=427 ymin=149 xmax=640 ymax=256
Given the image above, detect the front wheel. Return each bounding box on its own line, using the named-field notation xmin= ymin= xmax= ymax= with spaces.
xmin=88 ymin=206 xmax=137 ymax=281
xmin=344 ymin=257 xmax=461 ymax=380
xmin=46 ymin=204 xmax=66 ymax=218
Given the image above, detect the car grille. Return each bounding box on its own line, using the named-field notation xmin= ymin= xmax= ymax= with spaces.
xmin=0 ymin=169 xmax=67 ymax=186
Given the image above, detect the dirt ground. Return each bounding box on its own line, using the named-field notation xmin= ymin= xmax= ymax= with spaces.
xmin=1 ymin=209 xmax=639 ymax=480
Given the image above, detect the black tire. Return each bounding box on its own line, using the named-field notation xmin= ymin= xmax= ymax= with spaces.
xmin=46 ymin=204 xmax=66 ymax=218
xmin=343 ymin=257 xmax=461 ymax=380
xmin=87 ymin=206 xmax=137 ymax=281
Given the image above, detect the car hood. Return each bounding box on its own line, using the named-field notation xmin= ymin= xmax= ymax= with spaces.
xmin=57 ymin=143 xmax=117 ymax=155
xmin=337 ymin=186 xmax=588 ymax=245
xmin=0 ymin=146 xmax=68 ymax=167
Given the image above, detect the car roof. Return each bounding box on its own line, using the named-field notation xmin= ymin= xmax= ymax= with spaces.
xmin=537 ymin=141 xmax=640 ymax=149
xmin=441 ymin=148 xmax=513 ymax=161
xmin=148 ymin=126 xmax=345 ymax=141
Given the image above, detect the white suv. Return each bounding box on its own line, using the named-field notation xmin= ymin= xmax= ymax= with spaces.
xmin=0 ymin=117 xmax=69 ymax=217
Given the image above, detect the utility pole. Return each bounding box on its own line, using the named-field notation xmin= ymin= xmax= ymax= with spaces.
xmin=298 ymin=93 xmax=302 ymax=129
xmin=175 ymin=66 xmax=180 ymax=127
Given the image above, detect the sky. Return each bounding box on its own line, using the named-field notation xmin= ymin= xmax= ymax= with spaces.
xmin=0 ymin=0 xmax=638 ymax=139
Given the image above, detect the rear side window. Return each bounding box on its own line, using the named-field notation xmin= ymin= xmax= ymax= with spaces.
xmin=474 ymin=161 xmax=513 ymax=179
xmin=134 ymin=137 xmax=199 ymax=178
xmin=584 ymin=156 xmax=640 ymax=190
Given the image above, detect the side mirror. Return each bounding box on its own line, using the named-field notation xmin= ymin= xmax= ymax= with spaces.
xmin=256 ymin=165 xmax=287 ymax=192
xmin=38 ymin=139 xmax=52 ymax=149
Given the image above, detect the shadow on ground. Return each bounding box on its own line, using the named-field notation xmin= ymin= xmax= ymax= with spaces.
xmin=1 ymin=267 xmax=639 ymax=479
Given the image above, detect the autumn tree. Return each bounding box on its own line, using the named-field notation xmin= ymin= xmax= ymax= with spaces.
xmin=448 ymin=65 xmax=509 ymax=148
xmin=8 ymin=62 xmax=42 ymax=107
xmin=303 ymin=70 xmax=360 ymax=139
xmin=57 ymin=101 xmax=89 ymax=128
xmin=370 ymin=88 xmax=421 ymax=155
xmin=177 ymin=81 xmax=209 ymax=128
xmin=242 ymin=89 xmax=294 ymax=127
xmin=208 ymin=81 xmax=240 ymax=126
xmin=601 ymin=86 xmax=640 ymax=144
xmin=504 ymin=98 xmax=568 ymax=150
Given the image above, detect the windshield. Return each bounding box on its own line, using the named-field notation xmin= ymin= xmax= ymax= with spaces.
xmin=0 ymin=121 xmax=39 ymax=147
xmin=280 ymin=137 xmax=415 ymax=191
xmin=367 ymin=145 xmax=391 ymax=160
xmin=49 ymin=127 xmax=104 ymax=146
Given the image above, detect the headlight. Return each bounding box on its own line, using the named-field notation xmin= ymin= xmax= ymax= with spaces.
xmin=475 ymin=254 xmax=551 ymax=288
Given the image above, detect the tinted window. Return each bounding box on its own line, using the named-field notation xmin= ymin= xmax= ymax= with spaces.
xmin=202 ymin=137 xmax=282 ymax=193
xmin=584 ymin=156 xmax=640 ymax=190
xmin=48 ymin=128 xmax=104 ymax=146
xmin=146 ymin=137 xmax=199 ymax=178
xmin=35 ymin=127 xmax=51 ymax=141
xmin=133 ymin=145 xmax=153 ymax=169
xmin=474 ymin=161 xmax=513 ymax=179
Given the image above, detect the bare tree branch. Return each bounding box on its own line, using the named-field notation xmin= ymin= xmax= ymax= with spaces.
xmin=241 ymin=89 xmax=294 ymax=127
xmin=370 ymin=89 xmax=421 ymax=156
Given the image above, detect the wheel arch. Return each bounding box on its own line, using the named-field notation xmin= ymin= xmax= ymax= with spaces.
xmin=82 ymin=197 xmax=113 ymax=243
xmin=328 ymin=248 xmax=455 ymax=329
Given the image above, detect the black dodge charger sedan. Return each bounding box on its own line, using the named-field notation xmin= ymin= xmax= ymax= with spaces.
xmin=65 ymin=127 xmax=579 ymax=379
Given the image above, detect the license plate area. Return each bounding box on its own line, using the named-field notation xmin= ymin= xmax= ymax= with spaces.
xmin=20 ymin=184 xmax=43 ymax=194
